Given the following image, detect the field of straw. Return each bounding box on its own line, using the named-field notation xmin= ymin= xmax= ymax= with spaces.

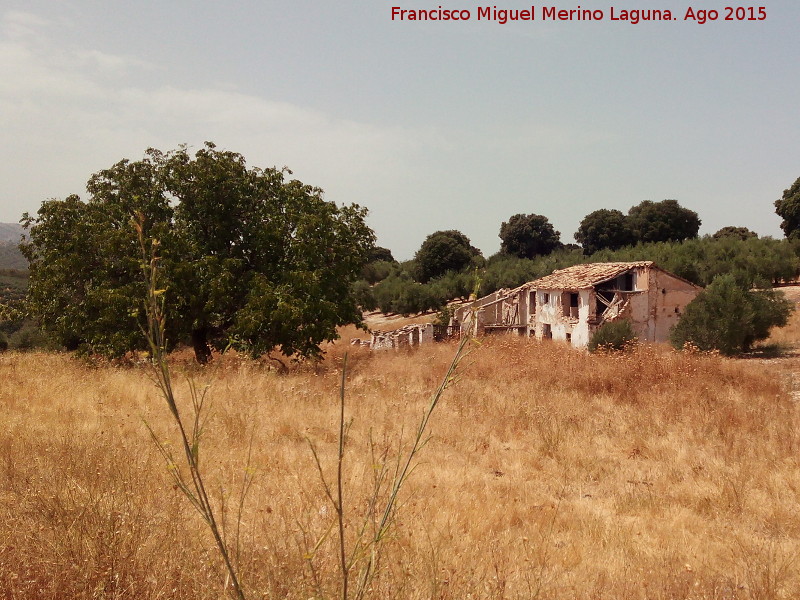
xmin=3 ymin=309 xmax=800 ymax=599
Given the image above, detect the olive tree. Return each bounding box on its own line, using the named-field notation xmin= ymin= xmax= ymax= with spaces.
xmin=670 ymin=274 xmax=792 ymax=355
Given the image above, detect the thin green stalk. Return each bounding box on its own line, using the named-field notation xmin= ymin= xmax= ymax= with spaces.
xmin=135 ymin=218 xmax=247 ymax=600
xmin=353 ymin=326 xmax=473 ymax=600
xmin=305 ymin=277 xmax=479 ymax=600
xmin=337 ymin=354 xmax=348 ymax=600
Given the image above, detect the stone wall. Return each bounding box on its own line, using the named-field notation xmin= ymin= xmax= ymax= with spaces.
xmin=351 ymin=323 xmax=436 ymax=350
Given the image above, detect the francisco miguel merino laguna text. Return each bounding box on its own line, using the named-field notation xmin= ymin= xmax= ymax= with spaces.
xmin=390 ymin=6 xmax=664 ymax=23
xmin=390 ymin=6 xmax=768 ymax=24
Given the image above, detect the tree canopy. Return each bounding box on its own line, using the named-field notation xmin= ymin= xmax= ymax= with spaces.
xmin=498 ymin=213 xmax=562 ymax=259
xmin=627 ymin=199 xmax=701 ymax=244
xmin=368 ymin=246 xmax=395 ymax=263
xmin=775 ymin=176 xmax=800 ymax=239
xmin=712 ymin=226 xmax=758 ymax=241
xmin=574 ymin=209 xmax=635 ymax=255
xmin=413 ymin=230 xmax=482 ymax=283
xmin=21 ymin=143 xmax=375 ymax=363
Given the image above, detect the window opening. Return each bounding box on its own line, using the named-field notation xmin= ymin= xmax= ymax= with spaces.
xmin=622 ymin=272 xmax=635 ymax=291
xmin=562 ymin=292 xmax=579 ymax=318
xmin=596 ymin=290 xmax=615 ymax=316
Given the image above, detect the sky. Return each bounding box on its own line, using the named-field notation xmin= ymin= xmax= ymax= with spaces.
xmin=0 ymin=1 xmax=798 ymax=259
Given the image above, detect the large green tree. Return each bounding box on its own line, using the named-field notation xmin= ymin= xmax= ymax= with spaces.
xmin=413 ymin=230 xmax=482 ymax=283
xmin=21 ymin=143 xmax=375 ymax=363
xmin=574 ymin=209 xmax=635 ymax=255
xmin=499 ymin=213 xmax=562 ymax=259
xmin=775 ymin=176 xmax=800 ymax=239
xmin=627 ymin=199 xmax=701 ymax=243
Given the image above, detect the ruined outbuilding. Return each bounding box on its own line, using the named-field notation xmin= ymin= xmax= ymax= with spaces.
xmin=369 ymin=323 xmax=435 ymax=350
xmin=453 ymin=261 xmax=701 ymax=348
xmin=350 ymin=322 xmax=443 ymax=350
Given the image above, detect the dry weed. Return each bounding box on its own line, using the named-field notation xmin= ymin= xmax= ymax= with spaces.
xmin=1 ymin=334 xmax=800 ymax=598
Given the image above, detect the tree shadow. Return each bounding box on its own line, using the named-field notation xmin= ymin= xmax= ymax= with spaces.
xmin=739 ymin=343 xmax=800 ymax=360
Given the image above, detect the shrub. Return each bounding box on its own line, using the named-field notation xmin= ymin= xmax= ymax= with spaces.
xmin=434 ymin=304 xmax=454 ymax=328
xmin=427 ymin=270 xmax=474 ymax=302
xmin=670 ymin=274 xmax=793 ymax=355
xmin=9 ymin=323 xmax=49 ymax=351
xmin=590 ymin=236 xmax=799 ymax=287
xmin=351 ymin=279 xmax=377 ymax=311
xmin=360 ymin=259 xmax=396 ymax=285
xmin=588 ymin=319 xmax=637 ymax=353
xmin=0 ymin=331 xmax=7 ymax=352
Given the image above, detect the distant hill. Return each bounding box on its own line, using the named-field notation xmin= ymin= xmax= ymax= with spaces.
xmin=0 ymin=223 xmax=24 ymax=243
xmin=0 ymin=242 xmax=27 ymax=270
xmin=0 ymin=223 xmax=27 ymax=270
xmin=0 ymin=267 xmax=28 ymax=303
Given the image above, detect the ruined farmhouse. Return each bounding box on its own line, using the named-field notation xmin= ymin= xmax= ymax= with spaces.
xmin=453 ymin=261 xmax=701 ymax=348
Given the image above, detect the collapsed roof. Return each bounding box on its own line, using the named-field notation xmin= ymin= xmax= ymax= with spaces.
xmin=529 ymin=261 xmax=656 ymax=290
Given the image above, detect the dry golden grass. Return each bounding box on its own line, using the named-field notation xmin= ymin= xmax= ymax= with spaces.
xmin=2 ymin=333 xmax=800 ymax=599
xmin=767 ymin=287 xmax=800 ymax=350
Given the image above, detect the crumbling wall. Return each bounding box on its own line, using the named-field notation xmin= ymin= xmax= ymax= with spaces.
xmin=586 ymin=266 xmax=699 ymax=344
xmin=648 ymin=269 xmax=701 ymax=342
xmin=454 ymin=290 xmax=511 ymax=336
xmin=366 ymin=323 xmax=436 ymax=351
xmin=533 ymin=288 xmax=593 ymax=347
xmin=570 ymin=289 xmax=593 ymax=346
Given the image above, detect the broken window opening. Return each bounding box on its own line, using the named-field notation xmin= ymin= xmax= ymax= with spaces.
xmin=597 ymin=270 xmax=637 ymax=294
xmin=562 ymin=292 xmax=579 ymax=318
xmin=542 ymin=324 xmax=552 ymax=339
xmin=596 ymin=290 xmax=615 ymax=316
xmin=623 ymin=272 xmax=635 ymax=291
xmin=501 ymin=299 xmax=519 ymax=325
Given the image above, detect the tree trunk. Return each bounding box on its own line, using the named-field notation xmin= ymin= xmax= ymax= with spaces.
xmin=191 ymin=328 xmax=213 ymax=365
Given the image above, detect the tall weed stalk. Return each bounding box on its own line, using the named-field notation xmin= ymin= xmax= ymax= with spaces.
xmin=308 ymin=319 xmax=474 ymax=600
xmin=137 ymin=215 xmax=475 ymax=600
xmin=135 ymin=221 xmax=248 ymax=600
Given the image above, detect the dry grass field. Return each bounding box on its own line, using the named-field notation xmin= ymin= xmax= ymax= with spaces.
xmin=3 ymin=303 xmax=800 ymax=599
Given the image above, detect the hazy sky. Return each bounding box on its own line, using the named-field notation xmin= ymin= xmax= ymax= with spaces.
xmin=1 ymin=1 xmax=798 ymax=258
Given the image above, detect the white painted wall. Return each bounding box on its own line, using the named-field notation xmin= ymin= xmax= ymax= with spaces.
xmin=533 ymin=288 xmax=593 ymax=348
